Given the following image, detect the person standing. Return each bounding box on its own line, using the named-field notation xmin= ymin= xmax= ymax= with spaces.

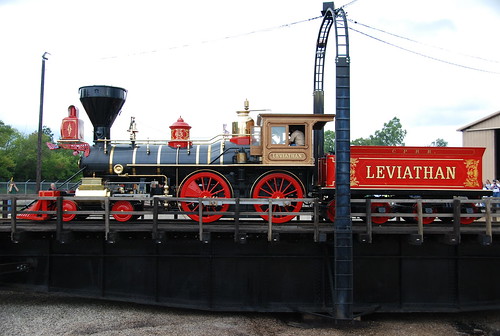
xmin=8 ymin=178 xmax=19 ymax=193
xmin=492 ymin=180 xmax=500 ymax=197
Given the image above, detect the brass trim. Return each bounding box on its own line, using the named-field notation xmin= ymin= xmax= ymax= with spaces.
xmin=220 ymin=141 xmax=224 ymax=164
xmin=207 ymin=144 xmax=212 ymax=164
xmin=113 ymin=164 xmax=124 ymax=174
xmin=108 ymin=146 xmax=115 ymax=174
xmin=132 ymin=146 xmax=138 ymax=175
xmin=157 ymin=145 xmax=163 ymax=175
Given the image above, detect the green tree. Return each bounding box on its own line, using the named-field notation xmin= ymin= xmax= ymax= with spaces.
xmin=43 ymin=147 xmax=81 ymax=180
xmin=351 ymin=117 xmax=407 ymax=146
xmin=11 ymin=127 xmax=80 ymax=181
xmin=430 ymin=138 xmax=448 ymax=147
xmin=324 ymin=130 xmax=335 ymax=153
xmin=11 ymin=130 xmax=43 ymax=180
xmin=0 ymin=121 xmax=21 ymax=179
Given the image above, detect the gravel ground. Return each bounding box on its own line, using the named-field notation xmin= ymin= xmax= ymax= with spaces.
xmin=1 ymin=290 xmax=500 ymax=336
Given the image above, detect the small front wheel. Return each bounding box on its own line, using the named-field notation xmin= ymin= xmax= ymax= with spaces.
xmin=62 ymin=200 xmax=78 ymax=222
xmin=111 ymin=200 xmax=135 ymax=222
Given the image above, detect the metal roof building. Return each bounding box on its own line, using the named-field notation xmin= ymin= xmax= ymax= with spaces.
xmin=458 ymin=110 xmax=500 ymax=182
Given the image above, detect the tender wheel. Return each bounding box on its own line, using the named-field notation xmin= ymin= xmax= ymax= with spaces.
xmin=112 ymin=200 xmax=135 ymax=222
xmin=402 ymin=203 xmax=436 ymax=224
xmin=62 ymin=200 xmax=78 ymax=222
xmin=326 ymin=199 xmax=335 ymax=222
xmin=368 ymin=202 xmax=392 ymax=224
xmin=460 ymin=203 xmax=478 ymax=225
xmin=251 ymin=172 xmax=304 ymax=224
xmin=438 ymin=203 xmax=478 ymax=224
xmin=179 ymin=171 xmax=232 ymax=223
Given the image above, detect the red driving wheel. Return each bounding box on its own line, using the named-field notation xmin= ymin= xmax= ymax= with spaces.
xmin=179 ymin=171 xmax=232 ymax=223
xmin=252 ymin=172 xmax=304 ymax=224
xmin=62 ymin=200 xmax=78 ymax=222
xmin=112 ymin=200 xmax=135 ymax=222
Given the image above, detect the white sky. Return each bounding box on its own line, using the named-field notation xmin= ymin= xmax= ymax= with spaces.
xmin=0 ymin=0 xmax=499 ymax=147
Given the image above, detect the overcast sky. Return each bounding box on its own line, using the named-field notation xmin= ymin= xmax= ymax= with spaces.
xmin=1 ymin=0 xmax=499 ymax=147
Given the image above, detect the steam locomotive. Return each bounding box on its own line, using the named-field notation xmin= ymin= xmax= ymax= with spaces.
xmin=21 ymin=85 xmax=486 ymax=225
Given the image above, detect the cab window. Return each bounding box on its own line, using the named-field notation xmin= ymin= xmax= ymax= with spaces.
xmin=271 ymin=126 xmax=286 ymax=145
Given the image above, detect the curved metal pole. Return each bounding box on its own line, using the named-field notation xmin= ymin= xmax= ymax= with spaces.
xmin=313 ymin=4 xmax=335 ymax=159
xmin=313 ymin=2 xmax=352 ymax=320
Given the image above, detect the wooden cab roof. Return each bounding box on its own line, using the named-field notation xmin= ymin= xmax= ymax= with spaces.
xmin=256 ymin=114 xmax=335 ymax=129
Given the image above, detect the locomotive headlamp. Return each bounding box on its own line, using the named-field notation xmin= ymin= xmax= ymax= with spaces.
xmin=113 ymin=164 xmax=124 ymax=174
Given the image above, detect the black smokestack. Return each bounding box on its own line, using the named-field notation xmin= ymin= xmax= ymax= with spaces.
xmin=79 ymin=85 xmax=127 ymax=144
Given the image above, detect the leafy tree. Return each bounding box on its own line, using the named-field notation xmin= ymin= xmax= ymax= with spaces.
xmin=42 ymin=147 xmax=81 ymax=180
xmin=11 ymin=130 xmax=44 ymax=180
xmin=324 ymin=130 xmax=335 ymax=153
xmin=0 ymin=121 xmax=21 ymax=179
xmin=430 ymin=138 xmax=448 ymax=147
xmin=42 ymin=125 xmax=54 ymax=142
xmin=10 ymin=126 xmax=80 ymax=181
xmin=351 ymin=117 xmax=407 ymax=146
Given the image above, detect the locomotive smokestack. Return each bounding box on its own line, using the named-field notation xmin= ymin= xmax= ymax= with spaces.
xmin=79 ymin=85 xmax=127 ymax=144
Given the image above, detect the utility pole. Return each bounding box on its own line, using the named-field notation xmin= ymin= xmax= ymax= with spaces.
xmin=36 ymin=52 xmax=49 ymax=193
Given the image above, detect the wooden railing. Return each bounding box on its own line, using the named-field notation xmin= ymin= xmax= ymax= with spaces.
xmin=1 ymin=195 xmax=499 ymax=244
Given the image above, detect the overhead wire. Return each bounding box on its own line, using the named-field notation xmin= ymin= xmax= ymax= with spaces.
xmin=98 ymin=1 xmax=499 ymax=76
xmin=348 ymin=18 xmax=499 ymax=64
xmin=338 ymin=0 xmax=361 ymax=9
xmin=100 ymin=16 xmax=322 ymax=60
xmin=348 ymin=25 xmax=500 ymax=75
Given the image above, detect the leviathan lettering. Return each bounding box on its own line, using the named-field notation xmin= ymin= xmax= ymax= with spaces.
xmin=269 ymin=152 xmax=306 ymax=160
xmin=365 ymin=165 xmax=456 ymax=180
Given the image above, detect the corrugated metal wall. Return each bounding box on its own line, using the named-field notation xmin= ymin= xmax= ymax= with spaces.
xmin=463 ymin=128 xmax=496 ymax=183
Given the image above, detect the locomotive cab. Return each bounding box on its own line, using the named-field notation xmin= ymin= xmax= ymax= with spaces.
xmin=250 ymin=113 xmax=335 ymax=164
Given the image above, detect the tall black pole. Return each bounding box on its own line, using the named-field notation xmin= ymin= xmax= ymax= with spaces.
xmin=332 ymin=7 xmax=352 ymax=321
xmin=314 ymin=2 xmax=353 ymax=320
xmin=36 ymin=52 xmax=49 ymax=193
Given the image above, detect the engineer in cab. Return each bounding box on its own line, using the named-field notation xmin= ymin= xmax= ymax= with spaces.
xmin=289 ymin=126 xmax=305 ymax=146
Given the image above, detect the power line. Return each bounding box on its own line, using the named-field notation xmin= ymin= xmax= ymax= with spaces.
xmin=348 ymin=18 xmax=500 ymax=64
xmin=339 ymin=0 xmax=361 ymax=9
xmin=100 ymin=16 xmax=322 ymax=60
xmin=349 ymin=26 xmax=500 ymax=75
